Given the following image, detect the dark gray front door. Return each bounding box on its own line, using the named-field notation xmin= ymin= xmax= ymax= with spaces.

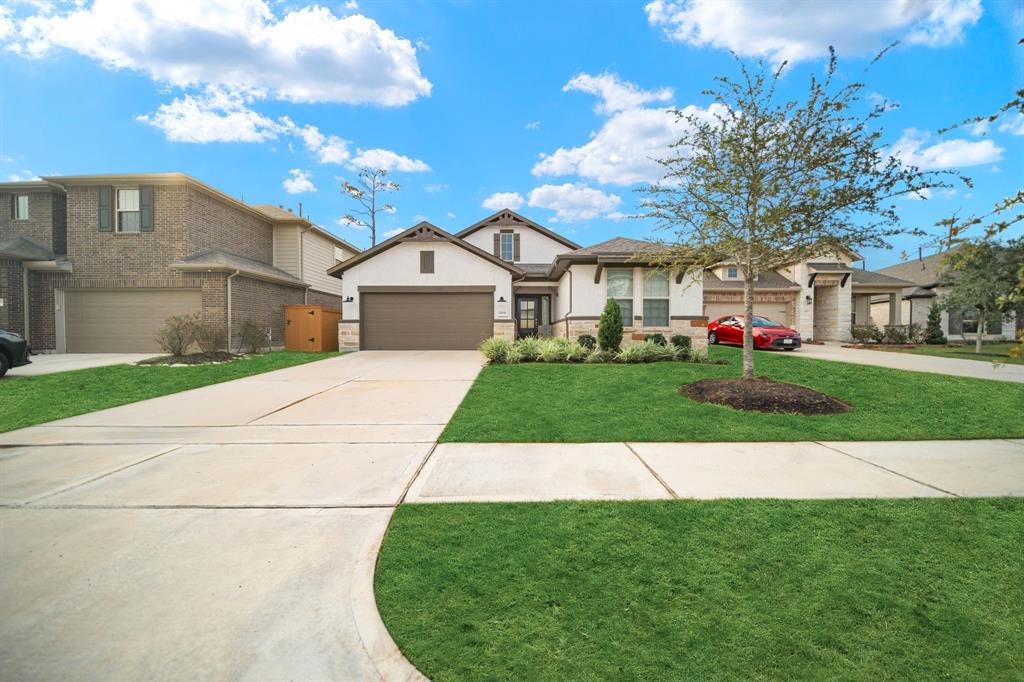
xmin=516 ymin=296 xmax=539 ymax=338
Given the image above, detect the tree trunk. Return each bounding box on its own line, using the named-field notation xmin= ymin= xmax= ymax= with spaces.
xmin=742 ymin=275 xmax=755 ymax=380
xmin=975 ymin=308 xmax=985 ymax=354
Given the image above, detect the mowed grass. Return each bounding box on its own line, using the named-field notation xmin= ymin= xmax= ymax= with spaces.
xmin=0 ymin=351 xmax=340 ymax=433
xmin=376 ymin=499 xmax=1024 ymax=681
xmin=439 ymin=346 xmax=1024 ymax=442
xmin=880 ymin=341 xmax=1023 ymax=365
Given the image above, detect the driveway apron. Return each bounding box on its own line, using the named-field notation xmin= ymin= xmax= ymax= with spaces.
xmin=0 ymin=350 xmax=482 ymax=681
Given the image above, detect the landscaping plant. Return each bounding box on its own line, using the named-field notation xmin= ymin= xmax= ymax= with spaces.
xmin=645 ymin=333 xmax=667 ymax=346
xmin=194 ymin=320 xmax=228 ymax=354
xmin=940 ymin=239 xmax=1022 ymax=354
xmin=882 ymin=325 xmax=909 ymax=345
xmin=598 ymin=298 xmax=624 ymax=351
xmin=238 ymin=321 xmax=269 ymax=355
xmin=641 ymin=49 xmax=954 ymax=380
xmin=578 ymin=334 xmax=597 ymax=350
xmin=155 ymin=313 xmax=200 ymax=356
xmin=617 ymin=340 xmax=676 ymax=363
xmin=925 ymin=303 xmax=946 ymax=344
xmin=514 ymin=335 xmax=543 ymax=361
xmin=479 ymin=337 xmax=512 ymax=363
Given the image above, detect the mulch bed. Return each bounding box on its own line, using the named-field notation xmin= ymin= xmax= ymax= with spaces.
xmin=138 ymin=351 xmax=240 ymax=366
xmin=679 ymin=377 xmax=852 ymax=415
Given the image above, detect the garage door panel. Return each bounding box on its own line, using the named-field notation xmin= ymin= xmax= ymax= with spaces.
xmin=65 ymin=290 xmax=202 ymax=352
xmin=705 ymin=301 xmax=791 ymax=326
xmin=361 ymin=292 xmax=492 ymax=350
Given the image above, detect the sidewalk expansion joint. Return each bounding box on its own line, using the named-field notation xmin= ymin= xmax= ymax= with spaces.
xmin=815 ymin=442 xmax=960 ymax=497
xmin=399 ymin=442 xmax=439 ymax=504
xmin=624 ymin=442 xmax=679 ymax=499
xmin=245 ymin=376 xmax=361 ymax=424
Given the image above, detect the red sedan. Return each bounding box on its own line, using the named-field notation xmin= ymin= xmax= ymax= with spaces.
xmin=707 ymin=315 xmax=802 ymax=350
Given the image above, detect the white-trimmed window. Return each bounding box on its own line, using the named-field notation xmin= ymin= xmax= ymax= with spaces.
xmin=643 ymin=270 xmax=669 ymax=327
xmin=116 ymin=188 xmax=141 ymax=232
xmin=606 ymin=268 xmax=633 ymax=322
xmin=725 ymin=266 xmax=739 ymax=279
xmin=13 ymin=194 xmax=29 ymax=220
xmin=500 ymin=232 xmax=514 ymax=261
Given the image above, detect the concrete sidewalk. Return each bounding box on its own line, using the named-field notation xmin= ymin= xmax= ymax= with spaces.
xmin=406 ymin=439 xmax=1024 ymax=502
xmin=7 ymin=352 xmax=158 ymax=376
xmin=793 ymin=342 xmax=1024 ymax=383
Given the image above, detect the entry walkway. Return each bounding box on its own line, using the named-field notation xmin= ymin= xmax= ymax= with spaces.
xmin=793 ymin=342 xmax=1024 ymax=383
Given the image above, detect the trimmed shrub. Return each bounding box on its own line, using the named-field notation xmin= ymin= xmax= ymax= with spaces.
xmin=479 ymin=337 xmax=513 ymax=363
xmin=925 ymin=303 xmax=946 ymax=344
xmin=851 ymin=324 xmax=883 ymax=344
xmin=586 ymin=349 xmax=617 ymax=363
xmin=598 ymin=298 xmax=624 ymax=351
xmin=578 ymin=334 xmax=597 ymax=350
xmin=670 ymin=334 xmax=692 ymax=351
xmin=907 ymin=322 xmax=925 ymax=345
xmin=617 ymin=340 xmax=676 ymax=363
xmin=194 ymin=320 xmax=227 ymax=354
xmin=560 ymin=340 xmax=589 ymax=362
xmin=238 ymin=321 xmax=269 ymax=355
xmin=505 ymin=344 xmax=523 ymax=364
xmin=882 ymin=325 xmax=909 ymax=344
xmin=513 ymin=336 xmax=543 ymax=361
xmin=155 ymin=313 xmax=200 ymax=356
xmin=646 ymin=333 xmax=667 ymax=346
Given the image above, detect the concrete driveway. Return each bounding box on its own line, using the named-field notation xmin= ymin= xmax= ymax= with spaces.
xmin=0 ymin=350 xmax=483 ymax=681
xmin=7 ymin=352 xmax=159 ymax=376
xmin=792 ymin=342 xmax=1024 ymax=383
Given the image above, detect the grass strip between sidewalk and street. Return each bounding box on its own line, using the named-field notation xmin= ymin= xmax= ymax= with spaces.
xmin=0 ymin=351 xmax=341 ymax=433
xmin=376 ymin=498 xmax=1024 ymax=681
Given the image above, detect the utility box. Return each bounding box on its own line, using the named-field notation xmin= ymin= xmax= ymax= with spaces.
xmin=284 ymin=304 xmax=341 ymax=352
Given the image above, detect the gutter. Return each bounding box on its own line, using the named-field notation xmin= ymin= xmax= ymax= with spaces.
xmin=563 ymin=269 xmax=572 ymax=338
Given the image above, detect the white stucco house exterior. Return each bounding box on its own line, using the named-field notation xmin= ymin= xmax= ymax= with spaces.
xmin=327 ymin=209 xmax=918 ymax=350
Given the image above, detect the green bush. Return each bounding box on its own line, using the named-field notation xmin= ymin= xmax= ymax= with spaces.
xmin=238 ymin=321 xmax=269 ymax=354
xmin=882 ymin=325 xmax=909 ymax=344
xmin=578 ymin=334 xmax=597 ymax=350
xmin=479 ymin=337 xmax=512 ymax=363
xmin=907 ymin=322 xmax=925 ymax=344
xmin=851 ymin=324 xmax=883 ymax=344
xmin=586 ymin=349 xmax=617 ymax=363
xmin=513 ymin=336 xmax=543 ymax=361
xmin=535 ymin=337 xmax=588 ymax=363
xmin=598 ymin=298 xmax=624 ymax=351
xmin=617 ymin=340 xmax=677 ymax=363
xmin=645 ymin=333 xmax=667 ymax=346
xmin=670 ymin=334 xmax=691 ymax=350
xmin=155 ymin=313 xmax=200 ymax=356
xmin=925 ymin=303 xmax=946 ymax=344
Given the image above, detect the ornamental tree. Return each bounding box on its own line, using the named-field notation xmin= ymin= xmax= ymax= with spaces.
xmin=598 ymin=297 xmax=624 ymax=351
xmin=641 ymin=50 xmax=956 ymax=380
xmin=340 ymin=168 xmax=399 ymax=246
xmin=940 ymin=239 xmax=1023 ymax=354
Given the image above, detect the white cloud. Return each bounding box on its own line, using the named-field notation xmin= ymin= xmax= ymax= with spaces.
xmin=336 ymin=216 xmax=367 ymax=230
xmin=564 ymin=72 xmax=672 ymax=114
xmin=525 ymin=121 xmax=541 ymax=130
xmin=526 ymin=183 xmax=622 ymax=222
xmin=136 ymin=87 xmax=286 ymax=143
xmin=6 ymin=170 xmax=40 ymax=182
xmin=446 ymin=212 xmax=456 ymax=219
xmin=425 ymin=183 xmax=448 ymax=193
xmin=309 ymin=132 xmax=351 ymax=164
xmin=903 ymin=187 xmax=958 ymax=201
xmin=997 ymin=112 xmax=1024 ymax=136
xmin=0 ymin=7 xmax=14 ymax=41
xmin=282 ymin=168 xmax=316 ymax=194
xmin=349 ymin=148 xmax=430 ymax=172
xmin=343 ymin=0 xmax=359 ymax=9
xmin=482 ymin=192 xmax=525 ymax=210
xmin=889 ymin=128 xmax=1004 ymax=170
xmin=645 ymin=0 xmax=982 ymax=64
xmin=8 ymin=0 xmax=431 ymax=105
xmin=382 ymin=227 xmax=404 ymax=238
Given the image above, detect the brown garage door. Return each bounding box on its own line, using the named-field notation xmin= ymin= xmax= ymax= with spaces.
xmin=361 ymin=291 xmax=492 ymax=350
xmin=705 ymin=301 xmax=791 ymax=326
xmin=65 ymin=289 xmax=202 ymax=352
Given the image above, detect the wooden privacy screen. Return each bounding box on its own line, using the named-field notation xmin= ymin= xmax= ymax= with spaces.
xmin=284 ymin=304 xmax=341 ymax=352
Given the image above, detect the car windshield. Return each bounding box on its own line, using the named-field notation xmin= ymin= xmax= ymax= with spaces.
xmin=751 ymin=316 xmax=784 ymax=327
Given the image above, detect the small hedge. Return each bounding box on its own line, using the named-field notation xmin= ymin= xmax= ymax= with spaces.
xmin=479 ymin=336 xmax=716 ymax=365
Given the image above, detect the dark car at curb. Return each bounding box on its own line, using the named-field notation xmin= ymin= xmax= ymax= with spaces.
xmin=0 ymin=329 xmax=31 ymax=377
xmin=707 ymin=315 xmax=802 ymax=350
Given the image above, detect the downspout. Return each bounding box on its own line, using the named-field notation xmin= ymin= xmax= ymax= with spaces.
xmin=226 ymin=269 xmax=239 ymax=351
xmin=22 ymin=264 xmax=30 ymax=344
xmin=563 ymin=268 xmax=573 ymax=338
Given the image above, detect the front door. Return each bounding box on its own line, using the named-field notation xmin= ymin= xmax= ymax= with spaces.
xmin=516 ymin=295 xmax=540 ymax=338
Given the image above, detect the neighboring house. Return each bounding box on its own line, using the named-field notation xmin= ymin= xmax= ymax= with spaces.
xmin=0 ymin=173 xmax=359 ymax=353
xmin=872 ymin=250 xmax=1018 ymax=340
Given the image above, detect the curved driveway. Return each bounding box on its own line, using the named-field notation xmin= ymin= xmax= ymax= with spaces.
xmin=0 ymin=351 xmax=483 ymax=681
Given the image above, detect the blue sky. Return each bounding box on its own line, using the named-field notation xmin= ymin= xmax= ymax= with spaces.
xmin=1 ymin=0 xmax=1021 ymax=267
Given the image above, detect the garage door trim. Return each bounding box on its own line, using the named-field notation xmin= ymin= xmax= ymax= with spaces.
xmin=359 ymin=289 xmax=494 ymax=351
xmin=358 ymin=285 xmax=496 ymax=294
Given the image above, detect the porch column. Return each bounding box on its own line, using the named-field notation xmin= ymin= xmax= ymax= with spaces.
xmin=888 ymin=292 xmax=901 ymax=326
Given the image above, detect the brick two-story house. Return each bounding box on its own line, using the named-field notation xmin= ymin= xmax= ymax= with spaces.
xmin=0 ymin=173 xmax=359 ymax=353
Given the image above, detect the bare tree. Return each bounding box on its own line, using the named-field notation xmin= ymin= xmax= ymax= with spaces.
xmin=340 ymin=168 xmax=399 ymax=246
xmin=640 ymin=49 xmax=958 ymax=380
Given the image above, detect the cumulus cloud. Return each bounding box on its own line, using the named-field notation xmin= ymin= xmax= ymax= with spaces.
xmin=889 ymin=128 xmax=1003 ymax=170
xmin=525 ymin=121 xmax=541 ymax=130
xmin=136 ymin=87 xmax=286 ymax=143
xmin=425 ymin=183 xmax=448 ymax=193
xmin=481 ymin=192 xmax=525 ymax=210
xmin=382 ymin=227 xmax=405 ymax=239
xmin=645 ymin=0 xmax=982 ymax=64
xmin=282 ymin=168 xmax=316 ymax=194
xmin=564 ymin=72 xmax=672 ymax=114
xmin=997 ymin=112 xmax=1024 ymax=136
xmin=7 ymin=0 xmax=431 ymax=105
xmin=527 ymin=183 xmax=623 ymax=222
xmin=6 ymin=169 xmax=40 ymax=182
xmin=349 ymin=148 xmax=430 ymax=172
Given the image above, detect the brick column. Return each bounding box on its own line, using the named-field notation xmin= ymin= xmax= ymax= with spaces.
xmin=338 ymin=321 xmax=359 ymax=350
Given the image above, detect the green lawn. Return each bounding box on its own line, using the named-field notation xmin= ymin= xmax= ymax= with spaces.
xmin=376 ymin=499 xmax=1024 ymax=681
xmin=439 ymin=346 xmax=1024 ymax=442
xmin=878 ymin=341 xmax=1023 ymax=365
xmin=0 ymin=351 xmax=340 ymax=433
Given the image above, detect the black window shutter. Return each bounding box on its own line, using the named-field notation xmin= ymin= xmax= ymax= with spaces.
xmin=97 ymin=186 xmax=113 ymax=232
xmin=9 ymin=194 xmax=14 ymax=219
xmin=493 ymin=233 xmax=500 ymax=257
xmin=513 ymin=233 xmax=521 ymax=261
xmin=139 ymin=185 xmax=155 ymax=232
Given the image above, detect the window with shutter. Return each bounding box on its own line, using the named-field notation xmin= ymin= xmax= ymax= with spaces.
xmin=14 ymin=195 xmax=29 ymax=220
xmin=97 ymin=186 xmax=113 ymax=232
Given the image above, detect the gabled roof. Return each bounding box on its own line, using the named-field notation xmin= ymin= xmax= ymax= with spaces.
xmin=172 ymin=249 xmax=306 ymax=288
xmin=873 ymin=249 xmax=953 ymax=287
xmin=849 ymin=269 xmax=914 ymax=287
xmin=457 ymin=209 xmax=581 ymax=250
xmin=327 ymin=221 xmax=525 ymax=278
xmin=250 ymin=204 xmax=362 ymax=254
xmin=0 ymin=236 xmax=55 ymax=261
xmin=703 ymin=270 xmax=802 ymax=291
xmin=568 ymin=236 xmax=663 ymax=256
xmin=0 ymin=180 xmax=63 ymax=192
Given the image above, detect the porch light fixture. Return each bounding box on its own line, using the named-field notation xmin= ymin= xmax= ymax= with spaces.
xmin=805 ymin=295 xmax=812 ymax=304
xmin=344 ymin=296 xmax=354 ymax=303
xmin=498 ymin=296 xmax=507 ymax=303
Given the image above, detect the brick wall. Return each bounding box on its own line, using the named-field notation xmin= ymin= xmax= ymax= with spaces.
xmin=186 ymin=187 xmax=273 ymax=263
xmin=0 ymin=260 xmax=24 ymax=334
xmin=306 ymin=289 xmax=342 ymax=310
xmin=230 ymin=276 xmax=305 ymax=349
xmin=554 ymin=316 xmax=708 ymax=349
xmin=0 ymin=190 xmax=62 ymax=251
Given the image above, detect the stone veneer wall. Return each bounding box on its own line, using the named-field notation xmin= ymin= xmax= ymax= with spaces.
xmin=492 ymin=320 xmax=515 ymax=341
xmin=553 ymin=316 xmax=708 ymax=349
xmin=338 ymin=321 xmax=359 ymax=350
